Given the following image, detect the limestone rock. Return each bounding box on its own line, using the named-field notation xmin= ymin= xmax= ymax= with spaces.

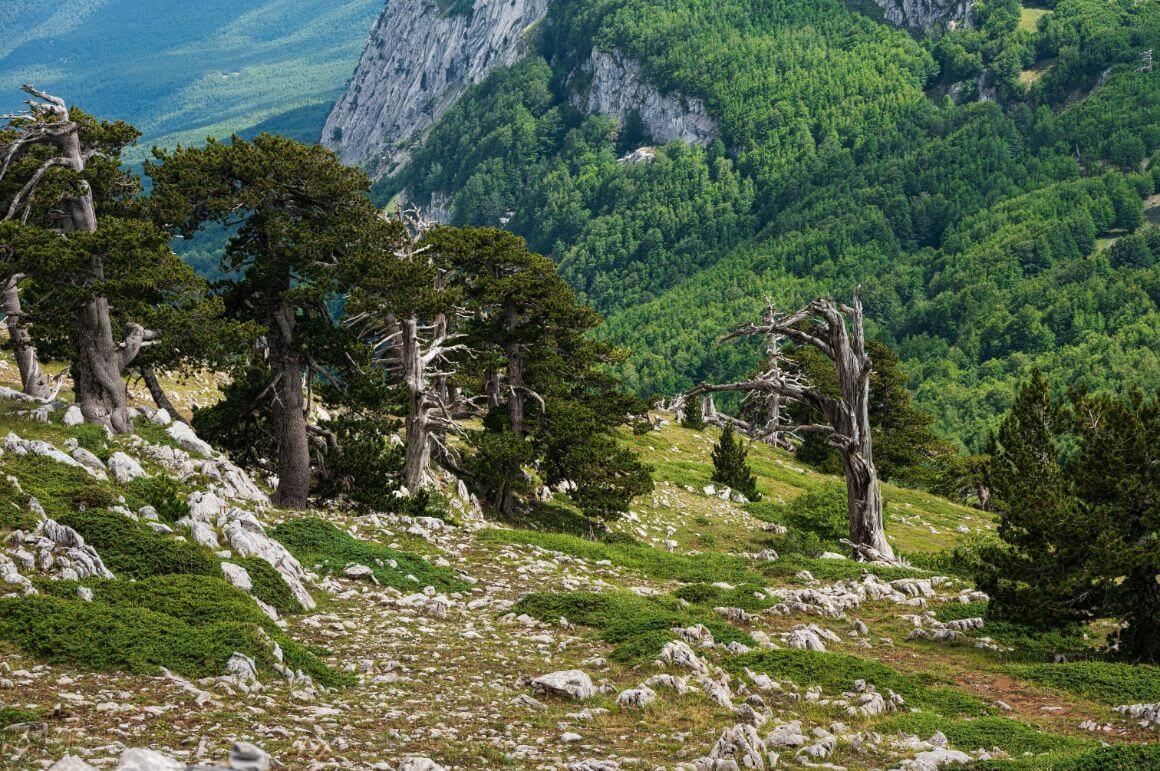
xmin=572 ymin=49 xmax=718 ymax=148
xmin=531 ymin=669 xmax=596 ymax=701
xmin=108 ymin=451 xmax=148 ymax=483
xmin=116 ymin=748 xmax=184 ymax=771
xmin=323 ymin=0 xmax=551 ymax=175
xmin=167 ymin=420 xmax=215 ymax=458
xmin=61 ymin=405 xmax=84 ymax=426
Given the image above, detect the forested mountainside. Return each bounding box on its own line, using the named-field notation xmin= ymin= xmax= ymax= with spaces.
xmin=0 ymin=0 xmax=380 ymax=152
xmin=344 ymin=0 xmax=1160 ymax=450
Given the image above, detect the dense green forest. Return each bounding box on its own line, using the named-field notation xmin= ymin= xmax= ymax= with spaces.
xmin=0 ymin=0 xmax=380 ymax=154
xmin=384 ymin=0 xmax=1160 ymax=450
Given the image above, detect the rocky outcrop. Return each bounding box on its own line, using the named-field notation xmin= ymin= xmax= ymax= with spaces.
xmin=323 ymin=0 xmax=551 ymax=174
xmin=572 ymin=49 xmax=718 ymax=148
xmin=869 ymin=0 xmax=971 ymax=29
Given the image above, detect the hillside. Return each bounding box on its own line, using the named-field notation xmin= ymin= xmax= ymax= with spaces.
xmin=340 ymin=0 xmax=1160 ymax=450
xmin=0 ymin=0 xmax=381 ymax=153
xmin=0 ymin=364 xmax=1158 ymax=769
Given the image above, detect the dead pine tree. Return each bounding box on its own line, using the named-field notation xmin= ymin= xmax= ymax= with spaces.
xmin=350 ymin=205 xmax=474 ymax=493
xmin=689 ymin=288 xmax=899 ymax=564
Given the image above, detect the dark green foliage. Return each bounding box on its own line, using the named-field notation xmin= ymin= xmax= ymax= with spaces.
xmin=58 ymin=510 xmax=218 ymax=579
xmin=877 ymin=713 xmax=1093 ymax=755
xmin=268 ymin=517 xmax=468 ymax=592
xmin=128 ymin=476 xmax=190 ymax=524
xmin=0 ymin=576 xmax=350 ymax=686
xmin=711 ymin=425 xmax=761 ymax=501
xmin=754 ymin=486 xmax=850 ymax=550
xmin=681 ymin=406 xmax=706 ymax=431
xmin=975 ymin=373 xmax=1160 ymax=660
xmin=513 ymin=591 xmax=753 ymax=664
xmin=975 ymin=743 xmax=1160 ymax=770
xmin=234 ymin=557 xmax=304 ymax=615
xmin=673 ymin=583 xmax=775 ymax=612
xmin=0 ymin=706 xmax=42 ymax=729
xmin=312 ymin=414 xmax=426 ymax=515
xmin=790 ymin=343 xmax=953 ymax=488
xmin=728 ymin=649 xmax=988 ymax=716
xmin=1006 ymin=661 xmax=1160 ymax=704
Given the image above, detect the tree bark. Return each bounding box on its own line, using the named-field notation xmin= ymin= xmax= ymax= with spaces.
xmin=3 ymin=88 xmax=131 ymax=431
xmin=504 ymin=301 xmax=526 ymax=438
xmin=268 ymin=299 xmax=311 ymax=509
xmin=689 ymin=289 xmax=897 ymax=563
xmin=139 ymin=365 xmax=181 ymax=417
xmin=3 ymin=275 xmax=49 ymax=399
xmin=401 ymin=316 xmax=432 ymax=492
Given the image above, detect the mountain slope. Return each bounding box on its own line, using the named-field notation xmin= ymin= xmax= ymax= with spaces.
xmin=1 ymin=360 xmax=1158 ymax=768
xmin=0 ymin=0 xmax=381 ymax=152
xmin=338 ymin=0 xmax=1159 ymax=450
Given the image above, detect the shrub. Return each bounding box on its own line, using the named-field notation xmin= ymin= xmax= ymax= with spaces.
xmin=727 ymin=649 xmax=988 ymax=716
xmin=269 ymin=517 xmax=468 ymax=592
xmin=711 ymin=424 xmax=761 ymax=501
xmin=128 ymin=476 xmax=190 ymax=523
xmin=58 ymin=509 xmax=219 ymax=579
xmin=234 ymin=556 xmax=303 ymax=614
xmin=975 ymin=743 xmax=1160 ymax=770
xmin=0 ymin=576 xmax=351 ymax=687
xmin=878 ymin=713 xmax=1093 ymax=755
xmin=0 ymin=706 xmax=42 ymax=729
xmin=1006 ymin=661 xmax=1160 ymax=704
xmin=514 ymin=590 xmax=754 ymax=665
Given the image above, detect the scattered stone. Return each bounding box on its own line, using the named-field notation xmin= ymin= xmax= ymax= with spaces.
xmin=531 ymin=670 xmax=596 ymax=701
xmin=107 ymin=451 xmax=148 ymax=482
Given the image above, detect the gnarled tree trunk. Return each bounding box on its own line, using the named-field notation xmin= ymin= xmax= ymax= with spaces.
xmin=690 ymin=288 xmax=897 ymax=564
xmin=139 ymin=365 xmax=181 ymax=417
xmin=3 ymin=274 xmax=49 ymax=399
xmin=268 ymin=298 xmax=311 ymax=509
xmin=2 ymin=87 xmax=132 ymax=431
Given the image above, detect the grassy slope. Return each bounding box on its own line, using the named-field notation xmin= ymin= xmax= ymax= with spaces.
xmin=0 ymin=0 xmax=381 ymax=155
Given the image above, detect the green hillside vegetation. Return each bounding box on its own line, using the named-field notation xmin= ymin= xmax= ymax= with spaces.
xmin=385 ymin=0 xmax=1160 ymax=451
xmin=0 ymin=0 xmax=381 ymax=154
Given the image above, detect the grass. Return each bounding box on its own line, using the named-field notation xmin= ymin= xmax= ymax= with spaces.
xmin=513 ymin=590 xmax=753 ymax=664
xmin=1006 ymin=661 xmax=1160 ymax=705
xmin=270 ymin=517 xmax=469 ymax=592
xmin=481 ymin=527 xmax=769 ymax=584
xmin=1018 ymin=5 xmax=1051 ymax=32
xmin=0 ymin=575 xmax=351 ymax=687
xmin=727 ymin=649 xmax=990 ymax=716
xmin=976 ymin=743 xmax=1160 ymax=770
xmin=877 ymin=713 xmax=1094 ymax=755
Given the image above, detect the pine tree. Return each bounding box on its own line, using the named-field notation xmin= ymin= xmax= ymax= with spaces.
xmin=681 ymin=399 xmax=706 ymax=430
xmin=711 ymin=424 xmax=761 ymax=501
xmin=976 ymin=370 xmax=1160 ymax=662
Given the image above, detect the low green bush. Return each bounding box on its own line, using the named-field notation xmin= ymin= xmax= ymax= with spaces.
xmin=58 ymin=509 xmax=218 ymax=579
xmin=728 ymin=649 xmax=988 ymax=716
xmin=514 ymin=591 xmax=754 ymax=664
xmin=128 ymin=476 xmax=191 ymax=524
xmin=975 ymin=743 xmax=1160 ymax=770
xmin=877 ymin=713 xmax=1094 ymax=755
xmin=0 ymin=706 xmax=42 ymax=729
xmin=0 ymin=575 xmax=351 ymax=687
xmin=481 ymin=528 xmax=768 ymax=584
xmin=674 ymin=583 xmax=774 ymax=612
xmin=1006 ymin=661 xmax=1160 ymax=704
xmin=234 ymin=557 xmax=303 ymax=614
xmin=270 ymin=517 xmax=467 ymax=592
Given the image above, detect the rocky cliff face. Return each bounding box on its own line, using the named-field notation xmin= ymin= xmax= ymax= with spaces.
xmin=572 ymin=49 xmax=718 ymax=148
xmin=869 ymin=0 xmax=972 ymax=29
xmin=322 ymin=0 xmax=551 ymax=174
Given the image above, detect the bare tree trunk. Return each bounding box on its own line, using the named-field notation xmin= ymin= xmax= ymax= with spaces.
xmin=401 ymin=317 xmax=432 ymax=492
xmin=268 ymin=299 xmax=310 ymax=509
xmin=139 ymin=365 xmax=181 ymax=417
xmin=3 ymin=275 xmax=49 ymax=399
xmin=690 ymin=289 xmax=897 ymax=563
xmin=504 ymin=302 xmax=526 ymax=438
